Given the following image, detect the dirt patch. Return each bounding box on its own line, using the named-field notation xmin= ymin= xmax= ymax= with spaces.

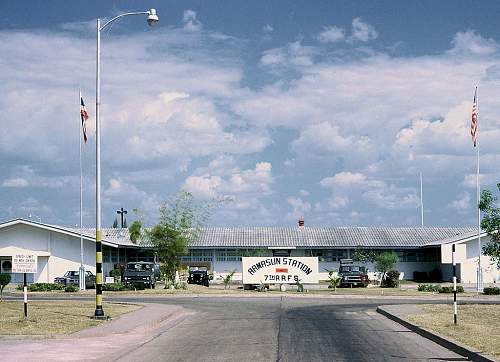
xmin=407 ymin=304 xmax=500 ymax=358
xmin=0 ymin=301 xmax=141 ymax=335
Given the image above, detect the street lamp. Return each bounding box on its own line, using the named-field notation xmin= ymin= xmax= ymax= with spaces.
xmin=94 ymin=9 xmax=159 ymax=318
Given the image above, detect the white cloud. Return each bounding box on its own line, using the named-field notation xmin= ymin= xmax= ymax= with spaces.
xmin=448 ymin=192 xmax=471 ymax=212
xmin=2 ymin=177 xmax=29 ymax=188
xmin=321 ymin=172 xmax=418 ymax=211
xmin=327 ymin=196 xmax=350 ymax=210
xmin=298 ymin=189 xmax=310 ymax=197
xmin=291 ymin=122 xmax=375 ymax=163
xmin=183 ymin=175 xmax=222 ymax=199
xmin=320 ymin=172 xmax=366 ymax=188
xmin=286 ymin=196 xmax=311 ymax=220
xmin=317 ymin=26 xmax=345 ymax=43
xmin=350 ymin=17 xmax=378 ymax=42
xmin=260 ymin=40 xmax=317 ymax=68
xmin=183 ymin=161 xmax=274 ymax=202
xmin=448 ymin=30 xmax=498 ymax=56
xmin=183 ymin=10 xmax=203 ymax=32
xmin=362 ymin=182 xmax=418 ymax=210
xmin=262 ymin=24 xmax=274 ymax=33
xmin=103 ymin=178 xmax=160 ymax=219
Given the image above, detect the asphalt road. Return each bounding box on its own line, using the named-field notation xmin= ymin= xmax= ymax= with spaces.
xmin=108 ymin=297 xmax=468 ymax=362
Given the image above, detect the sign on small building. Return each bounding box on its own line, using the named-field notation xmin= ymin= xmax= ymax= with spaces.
xmin=242 ymin=257 xmax=319 ymax=284
xmin=12 ymin=254 xmax=37 ymax=274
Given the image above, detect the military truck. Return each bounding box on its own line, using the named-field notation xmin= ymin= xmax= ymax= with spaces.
xmin=338 ymin=259 xmax=369 ymax=287
xmin=123 ymin=261 xmax=156 ymax=289
xmin=187 ymin=266 xmax=211 ymax=287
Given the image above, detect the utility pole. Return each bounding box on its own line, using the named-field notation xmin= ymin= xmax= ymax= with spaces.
xmin=117 ymin=208 xmax=128 ymax=228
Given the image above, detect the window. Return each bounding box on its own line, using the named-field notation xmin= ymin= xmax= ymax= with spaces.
xmin=305 ymin=249 xmax=347 ymax=262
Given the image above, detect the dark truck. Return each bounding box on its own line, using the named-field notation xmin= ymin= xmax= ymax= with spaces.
xmin=187 ymin=266 xmax=211 ymax=287
xmin=123 ymin=261 xmax=156 ymax=289
xmin=54 ymin=270 xmax=96 ymax=289
xmin=339 ymin=259 xmax=369 ymax=287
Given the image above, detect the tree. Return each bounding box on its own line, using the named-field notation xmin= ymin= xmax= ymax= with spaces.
xmin=130 ymin=192 xmax=212 ymax=286
xmin=479 ymin=184 xmax=500 ymax=268
xmin=0 ymin=273 xmax=11 ymax=301
xmin=375 ymin=251 xmax=399 ymax=283
xmin=352 ymin=247 xmax=376 ymax=264
xmin=112 ymin=218 xmax=118 ymax=228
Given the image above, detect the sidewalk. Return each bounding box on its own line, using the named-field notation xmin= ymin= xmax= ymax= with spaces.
xmin=0 ymin=303 xmax=192 ymax=361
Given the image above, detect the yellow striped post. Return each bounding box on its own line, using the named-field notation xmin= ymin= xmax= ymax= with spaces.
xmin=94 ymin=229 xmax=104 ymax=317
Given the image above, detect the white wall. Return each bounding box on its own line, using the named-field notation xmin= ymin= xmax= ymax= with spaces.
xmin=460 ymin=238 xmax=500 ymax=284
xmin=0 ymin=223 xmax=97 ymax=283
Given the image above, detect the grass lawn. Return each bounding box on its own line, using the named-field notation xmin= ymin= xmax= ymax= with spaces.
xmin=407 ymin=304 xmax=500 ymax=358
xmin=0 ymin=301 xmax=141 ymax=335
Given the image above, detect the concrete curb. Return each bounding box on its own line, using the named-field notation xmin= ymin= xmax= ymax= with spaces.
xmin=377 ymin=305 xmax=498 ymax=362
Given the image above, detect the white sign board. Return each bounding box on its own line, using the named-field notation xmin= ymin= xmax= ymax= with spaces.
xmin=12 ymin=254 xmax=37 ymax=274
xmin=242 ymin=257 xmax=319 ymax=284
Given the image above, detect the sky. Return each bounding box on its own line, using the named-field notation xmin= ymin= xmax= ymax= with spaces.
xmin=1 ymin=1 xmax=500 ymax=228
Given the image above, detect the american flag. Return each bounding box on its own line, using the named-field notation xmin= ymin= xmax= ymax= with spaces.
xmin=471 ymin=87 xmax=478 ymax=147
xmin=80 ymin=96 xmax=89 ymax=143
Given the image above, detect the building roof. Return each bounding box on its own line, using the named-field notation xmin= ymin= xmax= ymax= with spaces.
xmin=72 ymin=225 xmax=476 ymax=249
xmin=0 ymin=219 xmax=477 ymax=249
xmin=0 ymin=219 xmax=119 ymax=248
xmin=423 ymin=229 xmax=488 ymax=246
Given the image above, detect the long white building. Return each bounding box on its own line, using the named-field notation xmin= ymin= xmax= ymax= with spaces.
xmin=0 ymin=218 xmax=498 ymax=284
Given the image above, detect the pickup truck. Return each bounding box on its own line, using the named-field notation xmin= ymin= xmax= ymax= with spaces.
xmin=338 ymin=259 xmax=369 ymax=287
xmin=123 ymin=261 xmax=156 ymax=289
xmin=54 ymin=270 xmax=96 ymax=289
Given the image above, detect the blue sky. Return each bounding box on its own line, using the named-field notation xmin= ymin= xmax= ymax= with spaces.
xmin=2 ymin=1 xmax=500 ymax=227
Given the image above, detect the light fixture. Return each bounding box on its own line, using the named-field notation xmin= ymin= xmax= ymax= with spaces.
xmin=147 ymin=9 xmax=159 ymax=26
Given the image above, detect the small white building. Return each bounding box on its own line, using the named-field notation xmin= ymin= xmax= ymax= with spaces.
xmin=0 ymin=219 xmax=118 ymax=283
xmin=0 ymin=218 xmax=498 ymax=285
xmin=429 ymin=231 xmax=500 ymax=284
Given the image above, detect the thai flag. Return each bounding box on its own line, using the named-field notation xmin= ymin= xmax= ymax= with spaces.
xmin=80 ymin=95 xmax=89 ymax=143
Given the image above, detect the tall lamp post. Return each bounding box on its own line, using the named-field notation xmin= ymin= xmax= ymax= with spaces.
xmin=94 ymin=9 xmax=159 ymax=318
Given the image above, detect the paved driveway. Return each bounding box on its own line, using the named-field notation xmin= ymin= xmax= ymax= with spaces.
xmin=0 ymin=296 xmax=470 ymax=361
xmin=113 ymin=296 xmax=467 ymax=362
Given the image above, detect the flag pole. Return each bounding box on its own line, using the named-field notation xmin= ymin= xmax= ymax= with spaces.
xmin=420 ymin=171 xmax=424 ymax=227
xmin=476 ymin=86 xmax=482 ymax=294
xmin=79 ymin=88 xmax=85 ymax=291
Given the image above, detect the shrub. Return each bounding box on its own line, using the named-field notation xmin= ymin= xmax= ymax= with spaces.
xmin=64 ymin=285 xmax=79 ymax=293
xmin=28 ymin=283 xmax=65 ymax=292
xmin=381 ymin=270 xmax=400 ymax=288
xmin=102 ymin=283 xmax=127 ymax=291
xmin=0 ymin=273 xmax=11 ymax=301
xmin=175 ymin=281 xmax=188 ymax=290
xmin=439 ymin=285 xmax=464 ymax=293
xmin=417 ymin=284 xmax=440 ymax=292
xmin=483 ymin=286 xmax=500 ymax=295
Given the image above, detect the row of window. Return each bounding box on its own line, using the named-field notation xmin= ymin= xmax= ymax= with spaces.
xmin=103 ymin=248 xmax=440 ymax=263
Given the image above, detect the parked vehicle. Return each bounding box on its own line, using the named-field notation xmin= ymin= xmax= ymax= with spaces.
xmin=187 ymin=266 xmax=211 ymax=287
xmin=338 ymin=259 xmax=369 ymax=287
xmin=54 ymin=270 xmax=96 ymax=289
xmin=123 ymin=261 xmax=156 ymax=289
